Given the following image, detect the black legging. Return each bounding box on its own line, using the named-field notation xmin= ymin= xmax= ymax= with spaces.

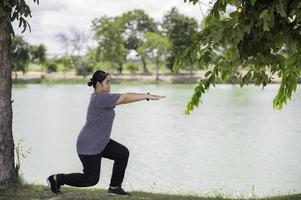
xmin=56 ymin=139 xmax=129 ymax=187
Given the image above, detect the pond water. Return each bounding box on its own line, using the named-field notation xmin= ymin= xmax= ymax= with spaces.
xmin=12 ymin=83 xmax=301 ymax=197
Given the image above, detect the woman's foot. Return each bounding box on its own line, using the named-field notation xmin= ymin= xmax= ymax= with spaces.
xmin=108 ymin=186 xmax=131 ymax=196
xmin=46 ymin=174 xmax=61 ymax=194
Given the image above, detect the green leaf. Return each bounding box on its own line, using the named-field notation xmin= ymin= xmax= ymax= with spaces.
xmin=251 ymin=0 xmax=256 ymax=7
xmin=204 ymin=71 xmax=212 ymax=78
xmin=18 ymin=17 xmax=23 ymax=28
xmin=211 ymin=29 xmax=223 ymax=43
xmin=21 ymin=18 xmax=27 ymax=33
xmin=184 ymin=0 xmax=199 ymax=5
xmin=274 ymin=0 xmax=286 ymax=18
xmin=11 ymin=11 xmax=18 ymax=21
xmin=185 ymin=79 xmax=210 ymax=115
xmin=259 ymin=9 xmax=274 ymax=31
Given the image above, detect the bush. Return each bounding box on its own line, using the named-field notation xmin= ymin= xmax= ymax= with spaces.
xmin=76 ymin=64 xmax=94 ymax=76
xmin=126 ymin=63 xmax=139 ymax=74
xmin=46 ymin=62 xmax=57 ymax=73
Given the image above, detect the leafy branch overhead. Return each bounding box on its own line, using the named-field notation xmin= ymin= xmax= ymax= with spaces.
xmin=0 ymin=0 xmax=39 ymax=34
xmin=178 ymin=0 xmax=301 ymax=114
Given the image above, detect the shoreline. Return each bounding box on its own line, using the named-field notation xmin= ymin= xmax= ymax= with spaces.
xmin=12 ymin=70 xmax=297 ymax=85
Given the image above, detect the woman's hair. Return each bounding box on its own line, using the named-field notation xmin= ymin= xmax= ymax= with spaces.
xmin=87 ymin=70 xmax=110 ymax=88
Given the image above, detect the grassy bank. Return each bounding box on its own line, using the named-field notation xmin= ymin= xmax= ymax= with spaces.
xmin=0 ymin=183 xmax=300 ymax=200
xmin=12 ymin=77 xmax=169 ymax=85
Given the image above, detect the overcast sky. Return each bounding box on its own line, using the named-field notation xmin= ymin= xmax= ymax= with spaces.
xmin=13 ymin=0 xmax=210 ymax=56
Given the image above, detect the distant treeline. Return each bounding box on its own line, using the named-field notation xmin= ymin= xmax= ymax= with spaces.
xmin=12 ymin=7 xmax=203 ymax=77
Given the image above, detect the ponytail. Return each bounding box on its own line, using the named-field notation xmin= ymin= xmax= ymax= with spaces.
xmin=87 ymin=78 xmax=93 ymax=87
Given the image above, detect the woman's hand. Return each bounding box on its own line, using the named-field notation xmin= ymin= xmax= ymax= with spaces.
xmin=147 ymin=93 xmax=166 ymax=100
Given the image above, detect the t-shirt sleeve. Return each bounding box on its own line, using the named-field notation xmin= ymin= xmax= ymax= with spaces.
xmin=97 ymin=93 xmax=121 ymax=109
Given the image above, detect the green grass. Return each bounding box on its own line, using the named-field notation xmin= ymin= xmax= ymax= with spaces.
xmin=13 ymin=77 xmax=89 ymax=85
xmin=27 ymin=63 xmax=43 ymax=72
xmin=0 ymin=183 xmax=300 ymax=200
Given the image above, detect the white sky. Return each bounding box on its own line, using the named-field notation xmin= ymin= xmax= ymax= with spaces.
xmin=13 ymin=0 xmax=210 ymax=56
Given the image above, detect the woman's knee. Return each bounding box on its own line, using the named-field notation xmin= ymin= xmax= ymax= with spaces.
xmin=85 ymin=175 xmax=99 ymax=186
xmin=123 ymin=146 xmax=130 ymax=159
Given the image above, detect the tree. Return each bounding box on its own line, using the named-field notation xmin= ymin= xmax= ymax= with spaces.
xmin=138 ymin=32 xmax=171 ymax=81
xmin=177 ymin=0 xmax=301 ymax=114
xmin=29 ymin=44 xmax=46 ymax=64
xmin=0 ymin=0 xmax=38 ymax=185
xmin=11 ymin=36 xmax=46 ymax=79
xmin=11 ymin=35 xmax=31 ymax=80
xmin=45 ymin=60 xmax=58 ymax=73
xmin=92 ymin=16 xmax=127 ymax=74
xmin=162 ymin=7 xmax=198 ymax=73
xmin=56 ymin=27 xmax=91 ymax=77
xmin=29 ymin=43 xmax=46 ymax=78
xmin=121 ymin=9 xmax=158 ymax=74
xmin=83 ymin=47 xmax=102 ymax=71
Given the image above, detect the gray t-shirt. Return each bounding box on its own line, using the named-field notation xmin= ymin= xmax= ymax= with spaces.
xmin=76 ymin=92 xmax=121 ymax=155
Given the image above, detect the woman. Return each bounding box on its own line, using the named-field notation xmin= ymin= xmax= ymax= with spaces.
xmin=47 ymin=70 xmax=165 ymax=196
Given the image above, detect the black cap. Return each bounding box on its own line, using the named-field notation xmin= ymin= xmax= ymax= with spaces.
xmin=87 ymin=70 xmax=110 ymax=88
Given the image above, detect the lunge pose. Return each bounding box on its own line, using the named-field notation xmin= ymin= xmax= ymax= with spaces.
xmin=47 ymin=70 xmax=165 ymax=196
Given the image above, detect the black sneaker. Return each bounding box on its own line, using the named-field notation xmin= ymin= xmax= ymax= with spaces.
xmin=46 ymin=174 xmax=61 ymax=194
xmin=108 ymin=186 xmax=131 ymax=196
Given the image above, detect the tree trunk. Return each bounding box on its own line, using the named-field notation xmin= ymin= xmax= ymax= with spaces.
xmin=156 ymin=59 xmax=159 ymax=81
xmin=0 ymin=30 xmax=17 ymax=186
xmin=14 ymin=71 xmax=18 ymax=81
xmin=141 ymin=56 xmax=148 ymax=74
xmin=118 ymin=64 xmax=123 ymax=74
xmin=189 ymin=65 xmax=193 ymax=78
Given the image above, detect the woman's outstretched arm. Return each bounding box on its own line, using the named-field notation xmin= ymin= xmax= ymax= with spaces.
xmin=116 ymin=93 xmax=165 ymax=105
